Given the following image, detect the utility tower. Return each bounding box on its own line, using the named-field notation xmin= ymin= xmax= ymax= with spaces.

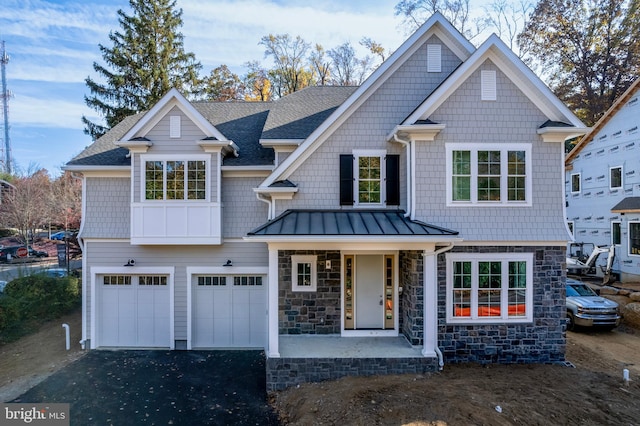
xmin=1 ymin=41 xmax=11 ymax=175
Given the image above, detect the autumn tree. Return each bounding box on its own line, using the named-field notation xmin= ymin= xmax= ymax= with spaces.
xmin=518 ymin=0 xmax=640 ymax=125
xmin=481 ymin=0 xmax=533 ymax=52
xmin=260 ymin=34 xmax=313 ymax=97
xmin=328 ymin=42 xmax=373 ymax=86
xmin=0 ymin=169 xmax=51 ymax=245
xmin=394 ymin=0 xmax=485 ymax=40
xmin=309 ymin=44 xmax=331 ymax=86
xmin=50 ymin=172 xmax=82 ymax=232
xmin=243 ymin=61 xmax=272 ymax=101
xmin=83 ymin=0 xmax=203 ymax=140
xmin=204 ymin=65 xmax=245 ymax=101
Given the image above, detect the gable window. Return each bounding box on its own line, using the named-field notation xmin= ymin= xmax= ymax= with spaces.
xmin=571 ymin=173 xmax=581 ymax=194
xmin=339 ymin=150 xmax=400 ymax=207
xmin=446 ymin=252 xmax=533 ymax=323
xmin=610 ymin=166 xmax=622 ymax=190
xmin=612 ymin=221 xmax=621 ymax=246
xmin=291 ymin=255 xmax=317 ymax=292
xmin=446 ymin=144 xmax=531 ymax=206
xmin=142 ymin=156 xmax=207 ymax=201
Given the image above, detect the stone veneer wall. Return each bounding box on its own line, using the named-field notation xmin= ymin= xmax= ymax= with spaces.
xmin=400 ymin=251 xmax=424 ymax=345
xmin=266 ymin=357 xmax=438 ymax=391
xmin=279 ymin=250 xmax=342 ymax=334
xmin=438 ymin=245 xmax=567 ymax=364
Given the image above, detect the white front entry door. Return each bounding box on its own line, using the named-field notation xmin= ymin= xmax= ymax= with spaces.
xmin=355 ymin=255 xmax=384 ymax=329
xmin=192 ymin=275 xmax=266 ymax=348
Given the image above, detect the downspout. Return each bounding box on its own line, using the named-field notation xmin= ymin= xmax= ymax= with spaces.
xmin=392 ymin=134 xmax=411 ymax=218
xmin=71 ymin=171 xmax=87 ymax=349
xmin=256 ymin=193 xmax=273 ymax=220
xmin=424 ymin=243 xmax=455 ymax=370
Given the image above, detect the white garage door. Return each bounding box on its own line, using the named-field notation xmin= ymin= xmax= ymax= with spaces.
xmin=193 ymin=274 xmax=266 ymax=348
xmin=98 ymin=275 xmax=170 ymax=347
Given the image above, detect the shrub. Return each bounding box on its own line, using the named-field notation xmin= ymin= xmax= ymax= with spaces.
xmin=0 ymin=274 xmax=81 ymax=343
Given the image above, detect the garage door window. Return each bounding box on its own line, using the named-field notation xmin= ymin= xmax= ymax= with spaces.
xmin=139 ymin=276 xmax=167 ymax=285
xmin=234 ymin=276 xmax=263 ymax=286
xmin=103 ymin=275 xmax=132 ymax=285
xmin=198 ymin=276 xmax=227 ymax=286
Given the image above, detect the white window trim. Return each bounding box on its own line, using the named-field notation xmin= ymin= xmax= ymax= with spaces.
xmin=445 ymin=252 xmax=534 ymax=324
xmin=292 ymin=255 xmax=317 ymax=292
xmin=611 ymin=220 xmax=621 ymax=246
xmin=353 ymin=149 xmax=387 ymax=208
xmin=628 ymin=221 xmax=640 ymax=257
xmin=570 ymin=172 xmax=581 ymax=194
xmin=140 ymin=154 xmax=210 ymax=202
xmin=445 ymin=143 xmax=532 ymax=207
xmin=609 ymin=165 xmax=623 ymax=190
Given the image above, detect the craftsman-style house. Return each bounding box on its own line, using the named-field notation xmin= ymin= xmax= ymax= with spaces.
xmin=66 ymin=13 xmax=588 ymax=390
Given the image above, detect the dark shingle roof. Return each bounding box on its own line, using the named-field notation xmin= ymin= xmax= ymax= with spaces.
xmin=68 ymin=86 xmax=357 ymax=168
xmin=611 ymin=197 xmax=640 ymax=213
xmin=247 ymin=210 xmax=459 ymax=237
xmin=261 ymin=86 xmax=357 ymax=140
xmin=66 ymin=114 xmax=143 ymax=167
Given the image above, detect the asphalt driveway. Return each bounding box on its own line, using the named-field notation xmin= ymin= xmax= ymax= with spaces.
xmin=12 ymin=350 xmax=279 ymax=425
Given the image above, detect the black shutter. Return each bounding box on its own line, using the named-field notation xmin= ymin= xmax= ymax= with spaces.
xmin=340 ymin=154 xmax=354 ymax=205
xmin=386 ymin=154 xmax=400 ymax=206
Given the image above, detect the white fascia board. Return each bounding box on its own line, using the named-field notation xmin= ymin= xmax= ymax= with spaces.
xmin=387 ymin=124 xmax=446 ymax=141
xmin=405 ymin=34 xmax=586 ymax=128
xmin=537 ymin=127 xmax=591 ymax=142
xmin=254 ymin=240 xmax=461 ymax=252
xmin=459 ymin=240 xmax=569 ymax=246
xmin=63 ymin=166 xmax=130 ymax=177
xmin=259 ymin=139 xmax=304 ymax=147
xmin=258 ymin=13 xmax=475 ymax=189
xmin=119 ymin=88 xmax=228 ymax=142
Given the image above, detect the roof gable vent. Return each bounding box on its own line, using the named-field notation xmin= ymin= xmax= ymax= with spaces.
xmin=170 ymin=115 xmax=181 ymax=138
xmin=481 ymin=70 xmax=496 ymax=101
xmin=427 ymin=44 xmax=441 ymax=73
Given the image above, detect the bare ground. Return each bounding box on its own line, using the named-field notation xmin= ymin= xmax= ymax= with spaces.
xmin=1 ymin=310 xmax=640 ymax=425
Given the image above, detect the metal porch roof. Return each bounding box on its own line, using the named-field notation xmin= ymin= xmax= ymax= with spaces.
xmin=247 ymin=210 xmax=459 ymax=237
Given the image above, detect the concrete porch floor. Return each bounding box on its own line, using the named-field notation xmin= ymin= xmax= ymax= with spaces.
xmin=278 ymin=335 xmax=424 ymax=358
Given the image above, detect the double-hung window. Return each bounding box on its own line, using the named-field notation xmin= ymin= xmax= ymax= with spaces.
xmin=629 ymin=222 xmax=640 ymax=256
xmin=339 ymin=150 xmax=400 ymax=207
xmin=143 ymin=156 xmax=208 ymax=201
xmin=447 ymin=144 xmax=531 ymax=206
xmin=291 ymin=255 xmax=317 ymax=292
xmin=446 ymin=252 xmax=533 ymax=323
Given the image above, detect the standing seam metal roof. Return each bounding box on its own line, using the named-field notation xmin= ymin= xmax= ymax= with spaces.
xmin=247 ymin=210 xmax=459 ymax=236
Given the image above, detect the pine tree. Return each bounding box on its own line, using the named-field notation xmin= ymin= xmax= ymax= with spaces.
xmin=82 ymin=0 xmax=203 ymax=140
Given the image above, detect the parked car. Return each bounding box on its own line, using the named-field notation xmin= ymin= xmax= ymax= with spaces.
xmin=566 ymin=278 xmax=621 ymax=330
xmin=0 ymin=245 xmax=47 ymax=262
xmin=50 ymin=231 xmax=76 ymax=241
xmin=41 ymin=268 xmax=69 ymax=278
xmin=28 ymin=247 xmax=48 ymax=258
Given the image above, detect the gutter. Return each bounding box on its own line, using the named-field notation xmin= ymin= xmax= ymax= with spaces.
xmin=391 ymin=133 xmax=412 ymax=218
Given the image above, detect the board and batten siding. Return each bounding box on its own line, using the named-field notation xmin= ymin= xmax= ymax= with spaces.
xmin=82 ymin=177 xmax=130 ymax=239
xmin=131 ymin=106 xmax=220 ymax=203
xmin=278 ymin=35 xmax=461 ymax=212
xmin=84 ymin=240 xmax=268 ymax=342
xmin=414 ymin=60 xmax=568 ymax=242
xmin=221 ymin=176 xmax=269 ymax=238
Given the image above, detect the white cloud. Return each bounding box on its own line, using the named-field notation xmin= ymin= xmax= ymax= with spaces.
xmin=11 ymin=95 xmax=90 ymax=129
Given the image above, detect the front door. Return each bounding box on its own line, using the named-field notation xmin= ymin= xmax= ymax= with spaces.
xmin=355 ymin=255 xmax=384 ymax=328
xmin=344 ymin=254 xmax=395 ymax=331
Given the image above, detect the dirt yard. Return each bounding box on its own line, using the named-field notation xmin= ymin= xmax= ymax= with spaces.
xmin=1 ymin=310 xmax=640 ymax=425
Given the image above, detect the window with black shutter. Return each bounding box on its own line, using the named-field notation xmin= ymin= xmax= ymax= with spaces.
xmin=339 ymin=154 xmax=354 ymax=205
xmin=340 ymin=152 xmax=400 ymax=206
xmin=386 ymin=155 xmax=400 ymax=205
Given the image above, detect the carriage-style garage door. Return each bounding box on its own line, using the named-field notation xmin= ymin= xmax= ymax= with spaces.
xmin=98 ymin=274 xmax=171 ymax=347
xmin=192 ymin=274 xmax=266 ymax=348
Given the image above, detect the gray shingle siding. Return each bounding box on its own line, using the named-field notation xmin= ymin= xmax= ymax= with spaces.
xmin=81 ymin=177 xmax=130 ymax=239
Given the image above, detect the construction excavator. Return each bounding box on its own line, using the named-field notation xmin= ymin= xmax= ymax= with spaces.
xmin=566 ymin=243 xmax=616 ymax=285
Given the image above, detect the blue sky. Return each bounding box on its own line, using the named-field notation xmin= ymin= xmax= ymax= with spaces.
xmin=0 ymin=0 xmax=416 ymax=176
